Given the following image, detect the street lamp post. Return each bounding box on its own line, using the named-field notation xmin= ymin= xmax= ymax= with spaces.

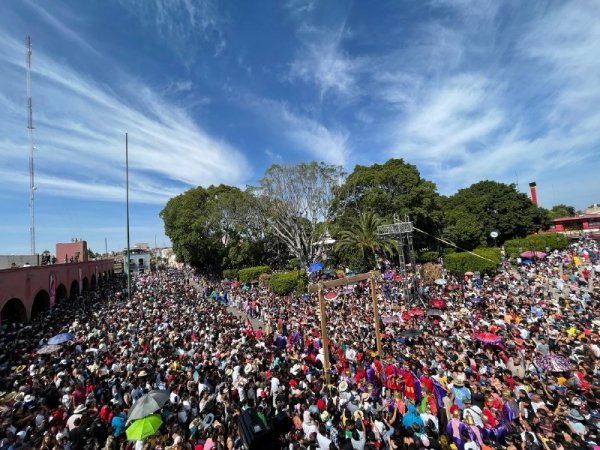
xmin=125 ymin=133 xmax=131 ymax=299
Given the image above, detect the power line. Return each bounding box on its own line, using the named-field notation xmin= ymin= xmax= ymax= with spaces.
xmin=412 ymin=226 xmax=498 ymax=263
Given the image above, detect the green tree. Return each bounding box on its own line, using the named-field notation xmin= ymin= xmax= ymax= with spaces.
xmin=252 ymin=162 xmax=345 ymax=267
xmin=160 ymin=186 xmax=222 ymax=272
xmin=443 ymin=181 xmax=549 ymax=250
xmin=548 ymin=204 xmax=576 ymax=219
xmin=332 ymin=159 xmax=443 ymax=250
xmin=335 ymin=212 xmax=397 ymax=270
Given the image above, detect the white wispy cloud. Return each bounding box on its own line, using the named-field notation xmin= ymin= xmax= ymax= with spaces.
xmin=378 ymin=0 xmax=600 ymax=204
xmin=0 ymin=28 xmax=250 ymax=203
xmin=288 ymin=20 xmax=364 ymax=100
xmin=248 ymin=97 xmax=350 ymax=166
xmin=115 ymin=0 xmax=227 ymax=60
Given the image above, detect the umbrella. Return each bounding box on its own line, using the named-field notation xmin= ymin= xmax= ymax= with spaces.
xmin=125 ymin=414 xmax=163 ymax=441
xmin=324 ymin=291 xmax=338 ymax=301
xmin=427 ymin=309 xmax=443 ymax=317
xmin=48 ymin=333 xmax=75 ymax=345
xmin=128 ymin=390 xmax=170 ymax=420
xmin=408 ymin=307 xmax=424 ymax=317
xmin=434 ymin=278 xmax=447 ymax=285
xmin=474 ymin=332 xmax=502 ymax=344
xmin=308 ymin=262 xmax=324 ymax=272
xmin=520 ymin=251 xmax=547 ymax=259
xmin=535 ymin=354 xmax=572 ymax=373
xmin=400 ymin=329 xmax=422 ymax=338
xmin=36 ymin=344 xmax=62 ymax=355
xmin=430 ymin=298 xmax=446 ymax=309
xmin=382 ymin=316 xmax=398 ymax=324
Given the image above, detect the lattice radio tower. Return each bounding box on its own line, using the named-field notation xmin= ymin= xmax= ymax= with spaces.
xmin=26 ymin=36 xmax=36 ymax=255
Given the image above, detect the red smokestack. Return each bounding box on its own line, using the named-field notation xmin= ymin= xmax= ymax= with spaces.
xmin=529 ymin=182 xmax=538 ymax=206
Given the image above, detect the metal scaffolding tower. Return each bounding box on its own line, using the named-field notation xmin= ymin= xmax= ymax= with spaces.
xmin=376 ymin=214 xmax=422 ymax=304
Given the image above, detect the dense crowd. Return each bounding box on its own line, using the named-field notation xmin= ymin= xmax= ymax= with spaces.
xmin=0 ymin=240 xmax=599 ymax=450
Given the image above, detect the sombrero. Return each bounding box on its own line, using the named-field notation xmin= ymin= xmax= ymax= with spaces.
xmin=15 ymin=365 xmax=26 ymax=374
xmin=202 ymin=413 xmax=215 ymax=428
xmin=225 ymin=368 xmax=233 ymax=377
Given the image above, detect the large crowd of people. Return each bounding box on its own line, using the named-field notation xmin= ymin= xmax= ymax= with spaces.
xmin=0 ymin=240 xmax=598 ymax=450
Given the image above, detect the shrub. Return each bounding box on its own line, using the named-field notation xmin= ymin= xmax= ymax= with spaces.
xmin=445 ymin=247 xmax=502 ymax=275
xmin=286 ymin=258 xmax=301 ymax=270
xmin=223 ymin=269 xmax=238 ymax=280
xmin=238 ymin=265 xmax=271 ymax=284
xmin=504 ymin=233 xmax=569 ymax=258
xmin=269 ymin=271 xmax=308 ymax=295
xmin=419 ymin=250 xmax=440 ymax=263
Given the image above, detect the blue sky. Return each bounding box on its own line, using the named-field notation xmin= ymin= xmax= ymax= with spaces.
xmin=1 ymin=0 xmax=599 ymax=255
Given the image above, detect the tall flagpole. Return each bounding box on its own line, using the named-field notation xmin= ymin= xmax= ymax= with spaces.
xmin=125 ymin=133 xmax=131 ymax=298
xmin=26 ymin=36 xmax=36 ymax=256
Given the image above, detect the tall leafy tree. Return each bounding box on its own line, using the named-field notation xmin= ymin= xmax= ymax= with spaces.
xmin=335 ymin=212 xmax=397 ymax=270
xmin=160 ymin=185 xmax=255 ymax=273
xmin=332 ymin=159 xmax=443 ymax=249
xmin=252 ymin=162 xmax=345 ymax=266
xmin=443 ymin=181 xmax=549 ymax=249
xmin=548 ymin=204 xmax=576 ymax=219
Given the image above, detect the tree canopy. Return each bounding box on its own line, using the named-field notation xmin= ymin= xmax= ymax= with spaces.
xmin=442 ymin=180 xmax=549 ymax=250
xmin=252 ymin=162 xmax=344 ymax=266
xmin=332 ymin=159 xmax=443 ymax=249
xmin=160 ymin=160 xmax=557 ymax=273
xmin=548 ymin=204 xmax=576 ymax=219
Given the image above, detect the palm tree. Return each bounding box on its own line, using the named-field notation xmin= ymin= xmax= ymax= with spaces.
xmin=335 ymin=212 xmax=397 ymax=270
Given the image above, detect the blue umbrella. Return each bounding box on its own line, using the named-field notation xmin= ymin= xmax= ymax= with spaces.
xmin=48 ymin=332 xmax=75 ymax=345
xmin=308 ymin=262 xmax=324 ymax=272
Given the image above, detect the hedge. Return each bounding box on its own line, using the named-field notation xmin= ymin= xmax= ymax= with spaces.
xmin=445 ymin=247 xmax=502 ymax=275
xmin=504 ymin=233 xmax=568 ymax=258
xmin=223 ymin=269 xmax=238 ymax=280
xmin=269 ymin=270 xmax=308 ymax=295
xmin=238 ymin=265 xmax=271 ymax=284
xmin=419 ymin=250 xmax=440 ymax=263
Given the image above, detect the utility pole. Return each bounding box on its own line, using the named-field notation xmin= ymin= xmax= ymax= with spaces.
xmin=105 ymin=237 xmax=108 ymax=257
xmin=125 ymin=133 xmax=131 ymax=298
xmin=26 ymin=36 xmax=36 ymax=255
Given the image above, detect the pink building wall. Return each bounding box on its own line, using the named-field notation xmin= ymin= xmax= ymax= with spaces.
xmin=56 ymin=241 xmax=88 ymax=263
xmin=0 ymin=260 xmax=114 ymax=324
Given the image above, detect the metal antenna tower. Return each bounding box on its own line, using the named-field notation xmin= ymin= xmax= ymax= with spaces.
xmin=26 ymin=36 xmax=36 ymax=255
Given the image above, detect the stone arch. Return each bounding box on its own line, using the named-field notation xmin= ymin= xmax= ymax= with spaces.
xmin=70 ymin=280 xmax=79 ymax=300
xmin=1 ymin=298 xmax=27 ymax=324
xmin=56 ymin=284 xmax=68 ymax=303
xmin=91 ymin=274 xmax=97 ymax=291
xmin=31 ymin=289 xmax=50 ymax=319
xmin=82 ymin=277 xmax=89 ymax=295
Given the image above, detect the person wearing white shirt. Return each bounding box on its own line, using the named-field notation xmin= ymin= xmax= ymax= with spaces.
xmin=462 ymin=401 xmax=483 ymax=428
xmin=316 ymin=430 xmax=331 ymax=450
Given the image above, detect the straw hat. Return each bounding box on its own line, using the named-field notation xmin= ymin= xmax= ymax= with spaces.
xmin=338 ymin=381 xmax=348 ymax=392
xmin=353 ymin=410 xmax=364 ymax=420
